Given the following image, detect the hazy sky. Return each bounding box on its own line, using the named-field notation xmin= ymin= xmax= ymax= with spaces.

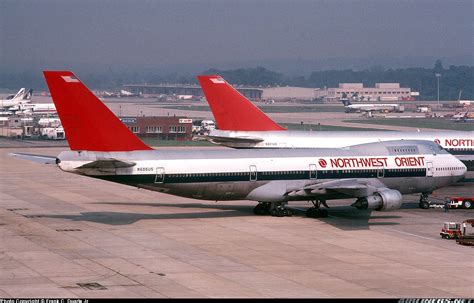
xmin=1 ymin=0 xmax=473 ymax=73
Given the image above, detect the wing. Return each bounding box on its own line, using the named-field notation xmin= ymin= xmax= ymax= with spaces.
xmin=286 ymin=179 xmax=387 ymax=199
xmin=247 ymin=178 xmax=388 ymax=202
xmin=9 ymin=152 xmax=57 ymax=164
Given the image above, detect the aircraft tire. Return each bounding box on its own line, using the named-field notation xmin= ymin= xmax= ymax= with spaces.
xmin=462 ymin=200 xmax=472 ymax=209
xmin=253 ymin=204 xmax=269 ymax=215
xmin=306 ymin=208 xmax=317 ymax=218
xmin=419 ymin=202 xmax=430 ymax=209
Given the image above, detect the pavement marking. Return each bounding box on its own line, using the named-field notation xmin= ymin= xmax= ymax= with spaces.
xmin=379 ymin=227 xmax=437 ymax=241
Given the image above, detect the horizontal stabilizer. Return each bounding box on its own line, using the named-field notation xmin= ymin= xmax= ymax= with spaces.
xmin=204 ymin=134 xmax=265 ymax=144
xmin=77 ymin=158 xmax=136 ymax=169
xmin=9 ymin=153 xmax=57 ymax=164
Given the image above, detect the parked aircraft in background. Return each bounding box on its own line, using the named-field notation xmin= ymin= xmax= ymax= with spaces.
xmin=0 ymin=88 xmax=32 ymax=109
xmin=197 ymin=75 xmax=474 ymax=175
xmin=101 ymin=91 xmax=119 ymax=98
xmin=176 ymin=95 xmax=194 ymax=100
xmin=120 ymin=89 xmax=140 ymax=97
xmin=2 ymin=89 xmax=24 ymax=101
xmin=341 ymin=98 xmax=404 ymax=113
xmin=12 ymin=102 xmax=57 ymax=115
xmin=451 ymin=110 xmax=473 ymax=123
xmin=10 ymin=71 xmax=467 ymax=218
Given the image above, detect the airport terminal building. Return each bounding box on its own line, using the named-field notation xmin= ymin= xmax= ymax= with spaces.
xmin=123 ymin=82 xmax=415 ymax=102
xmin=120 ymin=116 xmax=193 ymax=140
xmin=322 ymin=83 xmax=414 ymax=102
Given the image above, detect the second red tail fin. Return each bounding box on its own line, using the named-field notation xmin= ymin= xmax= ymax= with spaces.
xmin=44 ymin=71 xmax=152 ymax=152
xmin=198 ymin=75 xmax=285 ymax=131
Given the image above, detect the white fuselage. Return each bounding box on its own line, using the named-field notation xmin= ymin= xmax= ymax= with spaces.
xmin=207 ymin=130 xmax=474 ymax=154
xmin=0 ymin=88 xmax=29 ymax=109
xmin=13 ymin=103 xmax=57 ymax=114
xmin=1 ymin=98 xmax=30 ymax=109
xmin=346 ymin=104 xmax=401 ymax=112
xmin=56 ymin=141 xmax=466 ymax=203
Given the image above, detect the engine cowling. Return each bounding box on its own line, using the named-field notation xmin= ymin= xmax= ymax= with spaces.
xmin=352 ymin=188 xmax=402 ymax=211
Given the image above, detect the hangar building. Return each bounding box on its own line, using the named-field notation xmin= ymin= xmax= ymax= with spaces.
xmin=323 ymin=83 xmax=413 ymax=102
xmin=120 ymin=116 xmax=193 ymax=141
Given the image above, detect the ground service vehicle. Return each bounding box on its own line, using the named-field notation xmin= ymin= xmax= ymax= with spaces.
xmin=456 ymin=219 xmax=474 ymax=246
xmin=440 ymin=222 xmax=462 ymax=239
xmin=419 ymin=196 xmax=474 ymax=209
xmin=448 ymin=196 xmax=474 ymax=209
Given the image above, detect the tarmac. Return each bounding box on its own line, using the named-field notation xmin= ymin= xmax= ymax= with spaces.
xmin=105 ymin=101 xmax=435 ymax=131
xmin=1 ymin=145 xmax=473 ymax=298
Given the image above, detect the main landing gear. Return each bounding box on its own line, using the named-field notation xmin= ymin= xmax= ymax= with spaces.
xmin=253 ymin=200 xmax=329 ymax=218
xmin=306 ymin=200 xmax=329 ymax=218
xmin=253 ymin=202 xmax=293 ymax=217
xmin=419 ymin=192 xmax=431 ymax=209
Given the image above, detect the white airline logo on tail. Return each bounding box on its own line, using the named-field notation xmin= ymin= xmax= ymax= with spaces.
xmin=210 ymin=78 xmax=225 ymax=84
xmin=61 ymin=76 xmax=80 ymax=83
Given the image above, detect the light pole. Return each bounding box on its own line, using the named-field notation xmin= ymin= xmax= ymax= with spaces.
xmin=435 ymin=73 xmax=441 ymax=107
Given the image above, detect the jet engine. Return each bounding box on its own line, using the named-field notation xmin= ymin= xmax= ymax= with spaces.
xmin=352 ymin=188 xmax=402 ymax=211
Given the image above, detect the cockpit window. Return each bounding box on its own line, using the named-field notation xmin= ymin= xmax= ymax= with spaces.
xmin=388 ymin=145 xmax=419 ymax=155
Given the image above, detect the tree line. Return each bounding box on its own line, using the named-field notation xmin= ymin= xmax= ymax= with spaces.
xmin=0 ymin=60 xmax=472 ymax=100
xmin=202 ymin=61 xmax=473 ymax=100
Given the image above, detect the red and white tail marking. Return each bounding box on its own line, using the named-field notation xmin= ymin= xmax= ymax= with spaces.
xmin=198 ymin=75 xmax=285 ymax=131
xmin=43 ymin=71 xmax=152 ymax=152
xmin=210 ymin=77 xmax=226 ymax=84
xmin=61 ymin=75 xmax=80 ymax=83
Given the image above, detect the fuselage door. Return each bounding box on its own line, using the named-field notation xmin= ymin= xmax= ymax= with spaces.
xmin=426 ymin=161 xmax=434 ymax=177
xmin=309 ymin=164 xmax=317 ymax=180
xmin=155 ymin=167 xmax=165 ymax=183
xmin=377 ymin=168 xmax=384 ymax=178
xmin=250 ymin=165 xmax=257 ymax=181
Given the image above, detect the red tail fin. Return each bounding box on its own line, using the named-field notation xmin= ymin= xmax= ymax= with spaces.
xmin=198 ymin=75 xmax=285 ymax=131
xmin=43 ymin=71 xmax=152 ymax=151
